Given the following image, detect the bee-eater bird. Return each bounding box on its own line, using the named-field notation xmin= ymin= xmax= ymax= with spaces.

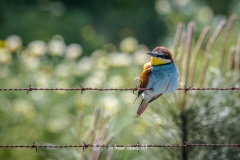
xmin=135 ymin=46 xmax=178 ymax=116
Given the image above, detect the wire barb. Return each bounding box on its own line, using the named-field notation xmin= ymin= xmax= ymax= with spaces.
xmin=235 ymin=141 xmax=240 ymax=148
xmin=79 ymin=85 xmax=85 ymax=94
xmin=27 ymin=85 xmax=37 ymax=95
xmin=183 ymin=85 xmax=194 ymax=94
xmin=137 ymin=141 xmax=140 ymax=153
xmin=184 ymin=141 xmax=193 ymax=151
xmin=31 ymin=142 xmax=38 ymax=152
xmin=82 ymin=141 xmax=90 ymax=152
xmin=184 ymin=141 xmax=191 ymax=147
xmin=231 ymin=85 xmax=237 ymax=91
xmin=132 ymin=87 xmax=138 ymax=94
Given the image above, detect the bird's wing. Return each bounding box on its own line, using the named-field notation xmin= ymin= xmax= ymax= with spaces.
xmin=139 ymin=62 xmax=152 ymax=89
xmin=148 ymin=93 xmax=162 ymax=103
xmin=134 ymin=62 xmax=152 ymax=103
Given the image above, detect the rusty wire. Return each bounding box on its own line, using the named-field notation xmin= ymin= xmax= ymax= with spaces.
xmin=0 ymin=142 xmax=239 ymax=152
xmin=0 ymin=85 xmax=239 ymax=94
xmin=0 ymin=87 xmax=239 ymax=152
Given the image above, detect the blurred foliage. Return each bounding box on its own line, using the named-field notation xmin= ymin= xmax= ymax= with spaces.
xmin=1 ymin=0 xmax=239 ymax=53
xmin=0 ymin=0 xmax=240 ymax=160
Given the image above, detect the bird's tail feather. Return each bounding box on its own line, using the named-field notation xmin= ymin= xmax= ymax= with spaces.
xmin=137 ymin=99 xmax=148 ymax=116
xmin=133 ymin=92 xmax=142 ymax=104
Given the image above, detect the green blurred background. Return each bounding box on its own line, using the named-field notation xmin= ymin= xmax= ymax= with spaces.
xmin=1 ymin=0 xmax=239 ymax=53
xmin=0 ymin=0 xmax=239 ymax=159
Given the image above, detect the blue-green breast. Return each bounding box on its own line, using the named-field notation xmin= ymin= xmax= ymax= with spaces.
xmin=146 ymin=63 xmax=178 ymax=94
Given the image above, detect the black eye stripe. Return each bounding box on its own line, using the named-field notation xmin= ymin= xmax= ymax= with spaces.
xmin=157 ymin=55 xmax=170 ymax=59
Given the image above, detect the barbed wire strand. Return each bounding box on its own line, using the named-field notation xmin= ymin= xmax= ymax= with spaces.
xmin=0 ymin=142 xmax=239 ymax=152
xmin=0 ymin=85 xmax=239 ymax=94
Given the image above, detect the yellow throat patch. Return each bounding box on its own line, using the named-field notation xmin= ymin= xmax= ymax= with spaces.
xmin=151 ymin=57 xmax=169 ymax=65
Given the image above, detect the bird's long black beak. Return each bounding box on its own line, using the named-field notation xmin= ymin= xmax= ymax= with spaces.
xmin=147 ymin=52 xmax=158 ymax=57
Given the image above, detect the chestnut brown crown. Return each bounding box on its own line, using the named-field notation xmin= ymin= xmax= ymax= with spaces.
xmin=152 ymin=46 xmax=174 ymax=63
